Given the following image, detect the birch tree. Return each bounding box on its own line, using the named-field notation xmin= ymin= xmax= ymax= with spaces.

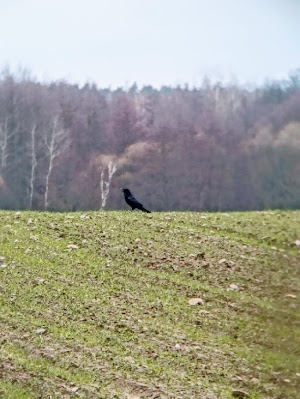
xmin=44 ymin=117 xmax=70 ymax=210
xmin=29 ymin=125 xmax=37 ymax=209
xmin=100 ymin=160 xmax=117 ymax=210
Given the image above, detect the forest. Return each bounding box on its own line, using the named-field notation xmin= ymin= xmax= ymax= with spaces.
xmin=0 ymin=69 xmax=299 ymax=211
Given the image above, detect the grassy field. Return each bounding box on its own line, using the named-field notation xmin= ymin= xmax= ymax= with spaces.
xmin=0 ymin=210 xmax=299 ymax=399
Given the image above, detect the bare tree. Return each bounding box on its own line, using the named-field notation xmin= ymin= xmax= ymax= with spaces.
xmin=29 ymin=125 xmax=37 ymax=209
xmin=0 ymin=118 xmax=14 ymax=171
xmin=44 ymin=117 xmax=70 ymax=210
xmin=100 ymin=160 xmax=117 ymax=210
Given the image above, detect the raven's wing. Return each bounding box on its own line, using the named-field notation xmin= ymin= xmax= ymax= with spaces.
xmin=127 ymin=195 xmax=143 ymax=208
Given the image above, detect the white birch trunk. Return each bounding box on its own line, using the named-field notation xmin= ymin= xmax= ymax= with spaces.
xmin=44 ymin=118 xmax=69 ymax=210
xmin=100 ymin=161 xmax=117 ymax=210
xmin=29 ymin=125 xmax=37 ymax=209
xmin=44 ymin=143 xmax=54 ymax=210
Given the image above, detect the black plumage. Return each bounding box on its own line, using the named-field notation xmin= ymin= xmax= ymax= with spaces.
xmin=121 ymin=188 xmax=151 ymax=213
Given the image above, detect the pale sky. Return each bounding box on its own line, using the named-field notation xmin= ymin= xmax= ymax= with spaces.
xmin=0 ymin=0 xmax=299 ymax=88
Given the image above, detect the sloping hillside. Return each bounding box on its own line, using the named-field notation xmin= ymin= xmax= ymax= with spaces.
xmin=0 ymin=210 xmax=299 ymax=398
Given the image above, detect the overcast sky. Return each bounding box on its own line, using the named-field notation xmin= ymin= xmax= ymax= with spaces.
xmin=0 ymin=0 xmax=299 ymax=88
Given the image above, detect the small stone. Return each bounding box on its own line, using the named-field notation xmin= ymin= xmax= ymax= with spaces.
xmin=285 ymin=294 xmax=297 ymax=299
xmin=66 ymin=244 xmax=79 ymax=250
xmin=293 ymin=240 xmax=300 ymax=246
xmin=218 ymin=258 xmax=227 ymax=264
xmin=228 ymin=302 xmax=236 ymax=308
xmin=14 ymin=212 xmax=21 ymax=218
xmin=235 ymin=376 xmax=243 ymax=381
xmin=228 ymin=284 xmax=239 ymax=291
xmin=174 ymin=344 xmax=181 ymax=350
xmin=188 ymin=297 xmax=205 ymax=306
xmin=34 ymin=328 xmax=46 ymax=335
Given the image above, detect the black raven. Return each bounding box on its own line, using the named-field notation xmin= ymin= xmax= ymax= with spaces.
xmin=121 ymin=188 xmax=151 ymax=213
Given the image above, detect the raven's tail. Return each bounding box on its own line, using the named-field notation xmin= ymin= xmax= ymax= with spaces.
xmin=142 ymin=207 xmax=151 ymax=213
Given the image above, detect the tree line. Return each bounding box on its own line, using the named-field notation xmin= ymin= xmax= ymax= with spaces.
xmin=0 ymin=69 xmax=299 ymax=211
